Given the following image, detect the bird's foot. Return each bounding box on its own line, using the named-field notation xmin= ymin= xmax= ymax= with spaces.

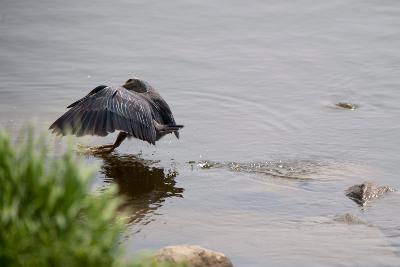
xmin=79 ymin=144 xmax=115 ymax=154
xmin=94 ymin=144 xmax=115 ymax=153
xmin=75 ymin=144 xmax=115 ymax=155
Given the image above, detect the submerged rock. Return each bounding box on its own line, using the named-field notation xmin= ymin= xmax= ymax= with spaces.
xmin=155 ymin=245 xmax=233 ymax=267
xmin=335 ymin=102 xmax=358 ymax=110
xmin=333 ymin=213 xmax=366 ymax=225
xmin=345 ymin=182 xmax=396 ymax=206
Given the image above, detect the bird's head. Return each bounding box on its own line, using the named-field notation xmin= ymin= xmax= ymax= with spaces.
xmin=123 ymin=78 xmax=148 ymax=93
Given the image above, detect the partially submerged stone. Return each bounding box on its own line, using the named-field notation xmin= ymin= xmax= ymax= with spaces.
xmin=155 ymin=245 xmax=234 ymax=267
xmin=333 ymin=213 xmax=365 ymax=225
xmin=345 ymin=182 xmax=396 ymax=206
xmin=335 ymin=102 xmax=358 ymax=110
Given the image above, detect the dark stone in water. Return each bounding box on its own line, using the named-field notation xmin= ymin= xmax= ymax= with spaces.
xmin=335 ymin=102 xmax=358 ymax=110
xmin=345 ymin=182 xmax=396 ymax=206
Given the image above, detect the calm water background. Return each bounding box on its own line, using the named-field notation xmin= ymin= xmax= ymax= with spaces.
xmin=1 ymin=0 xmax=400 ymax=266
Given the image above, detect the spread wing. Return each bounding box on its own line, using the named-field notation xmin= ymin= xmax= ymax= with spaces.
xmin=49 ymin=86 xmax=157 ymax=144
xmin=140 ymin=89 xmax=179 ymax=138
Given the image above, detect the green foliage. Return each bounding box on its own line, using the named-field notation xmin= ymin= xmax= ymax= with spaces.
xmin=0 ymin=129 xmax=179 ymax=267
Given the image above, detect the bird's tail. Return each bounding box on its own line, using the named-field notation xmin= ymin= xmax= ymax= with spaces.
xmin=154 ymin=122 xmax=184 ymax=139
xmin=162 ymin=125 xmax=184 ymax=131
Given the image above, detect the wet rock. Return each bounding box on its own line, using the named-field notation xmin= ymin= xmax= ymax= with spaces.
xmin=333 ymin=213 xmax=366 ymax=225
xmin=346 ymin=182 xmax=396 ymax=206
xmin=335 ymin=102 xmax=358 ymax=110
xmin=155 ymin=245 xmax=234 ymax=267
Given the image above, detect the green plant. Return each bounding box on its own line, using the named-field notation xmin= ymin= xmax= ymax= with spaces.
xmin=0 ymin=129 xmax=180 ymax=267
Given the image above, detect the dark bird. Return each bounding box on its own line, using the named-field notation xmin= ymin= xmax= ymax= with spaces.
xmin=49 ymin=78 xmax=183 ymax=152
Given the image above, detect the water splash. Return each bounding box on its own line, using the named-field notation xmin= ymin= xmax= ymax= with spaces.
xmin=195 ymin=159 xmax=353 ymax=180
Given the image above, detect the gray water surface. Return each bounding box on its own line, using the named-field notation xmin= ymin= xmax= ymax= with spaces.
xmin=1 ymin=1 xmax=400 ymax=266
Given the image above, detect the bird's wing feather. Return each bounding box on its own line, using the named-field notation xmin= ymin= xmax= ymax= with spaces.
xmin=67 ymin=85 xmax=108 ymax=108
xmin=140 ymin=90 xmax=176 ymax=124
xmin=49 ymin=86 xmax=157 ymax=144
xmin=149 ymin=89 xmax=181 ymax=138
xmin=140 ymin=89 xmax=180 ymax=138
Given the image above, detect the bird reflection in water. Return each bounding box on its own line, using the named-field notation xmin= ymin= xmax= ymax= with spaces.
xmin=95 ymin=152 xmax=184 ymax=227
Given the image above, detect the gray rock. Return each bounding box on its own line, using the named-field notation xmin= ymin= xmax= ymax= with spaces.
xmin=333 ymin=213 xmax=366 ymax=225
xmin=155 ymin=245 xmax=233 ymax=267
xmin=346 ymin=182 xmax=396 ymax=206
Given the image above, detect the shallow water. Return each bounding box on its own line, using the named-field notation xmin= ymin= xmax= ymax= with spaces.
xmin=1 ymin=0 xmax=400 ymax=266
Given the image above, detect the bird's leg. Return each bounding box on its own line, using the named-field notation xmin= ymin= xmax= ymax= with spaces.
xmin=96 ymin=132 xmax=128 ymax=153
xmin=111 ymin=132 xmax=128 ymax=151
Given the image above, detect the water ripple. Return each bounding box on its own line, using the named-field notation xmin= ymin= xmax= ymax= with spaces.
xmin=195 ymin=159 xmax=364 ymax=181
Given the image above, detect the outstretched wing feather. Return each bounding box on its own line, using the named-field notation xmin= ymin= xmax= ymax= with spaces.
xmin=49 ymin=86 xmax=156 ymax=144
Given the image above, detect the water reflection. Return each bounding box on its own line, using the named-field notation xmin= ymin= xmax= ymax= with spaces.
xmin=96 ymin=153 xmax=184 ymax=226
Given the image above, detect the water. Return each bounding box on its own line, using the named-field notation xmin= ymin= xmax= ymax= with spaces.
xmin=1 ymin=0 xmax=400 ymax=266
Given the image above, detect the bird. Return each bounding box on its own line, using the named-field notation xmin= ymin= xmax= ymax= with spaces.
xmin=49 ymin=78 xmax=184 ymax=152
